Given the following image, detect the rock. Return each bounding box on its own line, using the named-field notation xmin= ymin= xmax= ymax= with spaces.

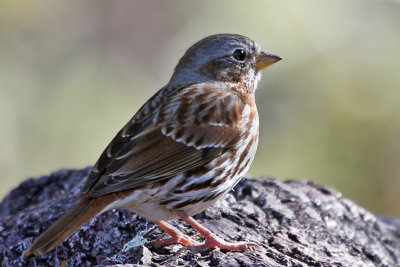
xmin=1 ymin=167 xmax=399 ymax=266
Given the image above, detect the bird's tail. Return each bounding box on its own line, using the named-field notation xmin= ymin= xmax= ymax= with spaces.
xmin=24 ymin=195 xmax=109 ymax=258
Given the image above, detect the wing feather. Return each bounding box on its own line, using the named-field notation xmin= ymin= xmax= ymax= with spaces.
xmin=83 ymin=83 xmax=247 ymax=197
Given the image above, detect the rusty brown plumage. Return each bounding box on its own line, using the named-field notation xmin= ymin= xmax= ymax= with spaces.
xmin=24 ymin=33 xmax=281 ymax=258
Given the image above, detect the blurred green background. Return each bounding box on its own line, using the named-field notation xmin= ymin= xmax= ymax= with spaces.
xmin=0 ymin=0 xmax=399 ymax=217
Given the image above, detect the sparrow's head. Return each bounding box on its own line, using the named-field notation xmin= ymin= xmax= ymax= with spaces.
xmin=171 ymin=33 xmax=281 ymax=91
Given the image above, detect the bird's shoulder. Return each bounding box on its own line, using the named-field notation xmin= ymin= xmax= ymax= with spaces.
xmin=152 ymin=82 xmax=254 ymax=127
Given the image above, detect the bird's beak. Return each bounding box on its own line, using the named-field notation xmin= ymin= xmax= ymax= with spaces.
xmin=255 ymin=51 xmax=282 ymax=70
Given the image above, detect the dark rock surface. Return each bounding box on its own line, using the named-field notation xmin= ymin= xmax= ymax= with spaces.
xmin=1 ymin=168 xmax=400 ymax=266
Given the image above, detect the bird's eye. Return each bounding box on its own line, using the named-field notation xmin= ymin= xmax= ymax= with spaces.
xmin=232 ymin=49 xmax=246 ymax=61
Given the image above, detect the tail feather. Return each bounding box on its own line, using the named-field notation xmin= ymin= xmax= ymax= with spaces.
xmin=24 ymin=196 xmax=108 ymax=258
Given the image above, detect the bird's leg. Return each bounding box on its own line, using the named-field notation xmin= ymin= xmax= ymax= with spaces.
xmin=177 ymin=212 xmax=262 ymax=253
xmin=147 ymin=220 xmax=202 ymax=248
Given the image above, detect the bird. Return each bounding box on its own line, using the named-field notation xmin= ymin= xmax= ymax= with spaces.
xmin=24 ymin=33 xmax=281 ymax=258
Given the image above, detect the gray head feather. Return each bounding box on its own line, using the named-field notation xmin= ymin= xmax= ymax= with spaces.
xmin=170 ymin=34 xmax=262 ymax=87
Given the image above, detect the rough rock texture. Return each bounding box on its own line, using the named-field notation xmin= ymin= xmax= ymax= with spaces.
xmin=1 ymin=168 xmax=400 ymax=267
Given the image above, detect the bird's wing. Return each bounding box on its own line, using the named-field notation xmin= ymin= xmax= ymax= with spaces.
xmin=83 ymin=84 xmax=247 ymax=197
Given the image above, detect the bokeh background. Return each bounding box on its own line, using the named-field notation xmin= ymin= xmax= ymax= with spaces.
xmin=1 ymin=0 xmax=399 ymax=217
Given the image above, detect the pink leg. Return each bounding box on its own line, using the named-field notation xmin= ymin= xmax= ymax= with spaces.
xmin=147 ymin=220 xmax=202 ymax=248
xmin=178 ymin=212 xmax=262 ymax=252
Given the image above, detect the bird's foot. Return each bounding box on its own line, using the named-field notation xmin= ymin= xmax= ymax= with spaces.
xmin=174 ymin=212 xmax=263 ymax=253
xmin=147 ymin=234 xmax=202 ymax=248
xmin=180 ymin=233 xmax=263 ymax=253
xmin=146 ymin=233 xmax=202 ymax=248
xmin=148 ymin=220 xmax=202 ymax=248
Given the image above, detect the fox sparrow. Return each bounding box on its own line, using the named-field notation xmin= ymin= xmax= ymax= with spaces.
xmin=24 ymin=33 xmax=281 ymax=258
